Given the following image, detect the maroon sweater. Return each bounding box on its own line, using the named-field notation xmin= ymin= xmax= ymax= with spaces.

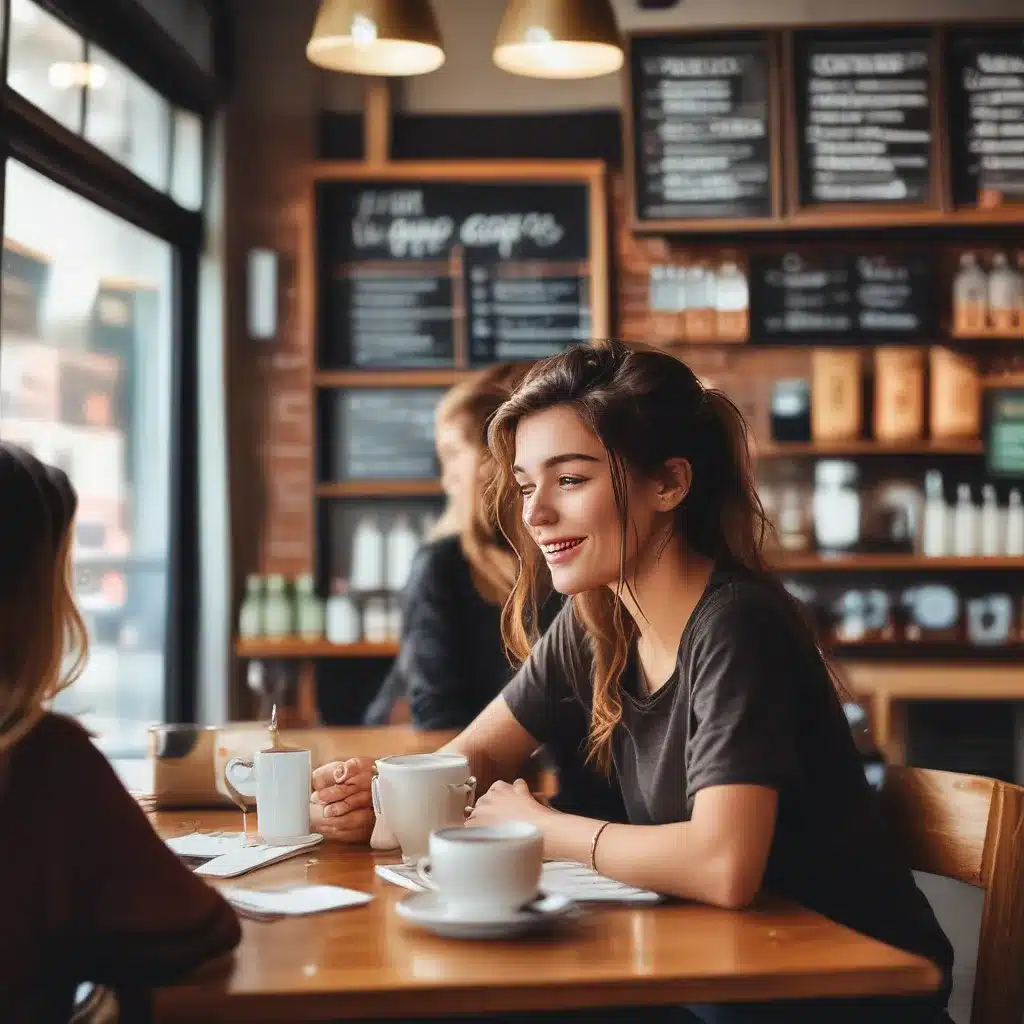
xmin=0 ymin=713 xmax=241 ymax=1023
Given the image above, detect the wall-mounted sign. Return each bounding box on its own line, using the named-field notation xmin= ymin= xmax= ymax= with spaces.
xmin=316 ymin=164 xmax=608 ymax=368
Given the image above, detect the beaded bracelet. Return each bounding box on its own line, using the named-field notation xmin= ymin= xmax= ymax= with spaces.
xmin=590 ymin=820 xmax=612 ymax=873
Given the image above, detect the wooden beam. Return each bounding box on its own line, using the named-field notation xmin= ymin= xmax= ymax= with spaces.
xmin=363 ymin=79 xmax=392 ymax=165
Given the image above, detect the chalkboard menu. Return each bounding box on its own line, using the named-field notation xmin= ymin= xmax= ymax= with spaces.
xmin=318 ymin=178 xmax=595 ymax=368
xmin=628 ymin=34 xmax=774 ymax=223
xmin=949 ymin=33 xmax=1024 ymax=207
xmin=750 ymin=250 xmax=936 ymax=338
xmin=795 ymin=31 xmax=933 ymax=206
xmin=987 ymin=388 xmax=1024 ymax=478
xmin=332 ymin=389 xmax=444 ymax=480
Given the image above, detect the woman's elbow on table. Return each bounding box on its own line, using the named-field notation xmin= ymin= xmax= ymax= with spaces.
xmin=707 ymin=855 xmax=766 ymax=910
xmin=668 ymin=784 xmax=777 ymax=909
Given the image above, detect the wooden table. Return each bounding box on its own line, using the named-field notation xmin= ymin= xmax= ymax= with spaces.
xmin=152 ymin=811 xmax=940 ymax=1022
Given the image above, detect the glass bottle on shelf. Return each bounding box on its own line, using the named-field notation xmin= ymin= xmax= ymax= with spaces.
xmin=683 ymin=263 xmax=715 ymax=341
xmin=295 ymin=573 xmax=325 ymax=640
xmin=386 ymin=514 xmax=420 ymax=593
xmin=363 ymin=596 xmax=390 ymax=643
xmin=714 ymin=258 xmax=748 ymax=341
xmin=326 ymin=579 xmax=361 ymax=644
xmin=263 ymin=574 xmax=293 ymax=638
xmin=386 ymin=597 xmax=403 ymax=642
xmin=238 ymin=574 xmax=263 ymax=638
xmin=921 ymin=471 xmax=948 ymax=558
xmin=777 ymin=485 xmax=810 ymax=552
xmin=812 ymin=460 xmax=861 ymax=556
xmin=980 ymin=485 xmax=1002 ymax=557
xmin=952 ymin=251 xmax=988 ymax=335
xmin=988 ymin=252 xmax=1020 ymax=334
xmin=1006 ymin=489 xmax=1024 ymax=557
xmin=952 ymin=484 xmax=978 ymax=557
xmin=350 ymin=514 xmax=384 ymax=591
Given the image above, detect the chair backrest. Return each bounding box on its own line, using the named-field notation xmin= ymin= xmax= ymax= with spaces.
xmin=881 ymin=766 xmax=1024 ymax=1024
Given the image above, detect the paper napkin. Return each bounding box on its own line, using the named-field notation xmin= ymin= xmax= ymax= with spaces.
xmin=224 ymin=884 xmax=373 ymax=916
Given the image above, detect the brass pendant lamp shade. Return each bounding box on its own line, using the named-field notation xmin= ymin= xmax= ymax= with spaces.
xmin=306 ymin=0 xmax=445 ymax=76
xmin=493 ymin=0 xmax=623 ymax=79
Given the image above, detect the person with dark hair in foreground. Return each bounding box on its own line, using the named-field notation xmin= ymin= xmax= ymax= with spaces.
xmin=0 ymin=442 xmax=240 ymax=1023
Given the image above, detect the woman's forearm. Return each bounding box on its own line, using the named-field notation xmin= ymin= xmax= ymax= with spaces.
xmin=436 ymin=696 xmax=541 ymax=796
xmin=539 ymin=810 xmax=743 ymax=908
xmin=437 ymin=737 xmax=516 ymax=796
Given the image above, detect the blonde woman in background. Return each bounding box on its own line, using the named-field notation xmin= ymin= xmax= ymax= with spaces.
xmin=360 ymin=363 xmax=523 ymax=727
xmin=0 ymin=442 xmax=240 ymax=1023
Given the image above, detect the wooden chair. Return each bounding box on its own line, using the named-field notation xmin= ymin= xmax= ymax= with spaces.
xmin=881 ymin=766 xmax=1024 ymax=1024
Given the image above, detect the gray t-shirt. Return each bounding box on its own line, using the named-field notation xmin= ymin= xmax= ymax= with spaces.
xmin=502 ymin=566 xmax=953 ymax=1001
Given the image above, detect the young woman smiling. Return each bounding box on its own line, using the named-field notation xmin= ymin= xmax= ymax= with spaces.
xmin=312 ymin=340 xmax=953 ymax=1023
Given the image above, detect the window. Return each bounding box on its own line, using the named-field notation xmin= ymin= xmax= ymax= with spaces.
xmin=171 ymin=107 xmax=204 ymax=210
xmin=85 ymin=46 xmax=171 ymax=191
xmin=7 ymin=0 xmax=86 ymax=133
xmin=1 ymin=160 xmax=174 ymax=756
xmin=5 ymin=0 xmax=205 ymax=208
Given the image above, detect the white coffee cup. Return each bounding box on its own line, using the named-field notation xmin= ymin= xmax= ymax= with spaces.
xmin=371 ymin=753 xmax=477 ymax=865
xmin=224 ymin=747 xmax=311 ymax=845
xmin=416 ymin=822 xmax=543 ymax=920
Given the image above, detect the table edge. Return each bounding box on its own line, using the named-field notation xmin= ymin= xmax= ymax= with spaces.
xmin=156 ymin=958 xmax=941 ymax=1021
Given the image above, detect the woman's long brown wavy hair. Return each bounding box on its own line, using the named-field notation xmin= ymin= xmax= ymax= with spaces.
xmin=488 ymin=339 xmax=842 ymax=773
xmin=0 ymin=443 xmax=89 ymax=754
xmin=434 ymin=362 xmax=534 ymax=605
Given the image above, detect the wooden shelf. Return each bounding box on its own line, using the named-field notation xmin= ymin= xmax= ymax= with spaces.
xmin=774 ymin=554 xmax=1024 ymax=571
xmin=839 ymin=661 xmax=1024 ymax=701
xmin=235 ymin=638 xmax=398 ymax=659
xmin=316 ymin=481 xmax=443 ymax=498
xmin=315 ymin=370 xmax=474 ymax=389
xmin=757 ymin=439 xmax=983 ymax=458
xmin=631 ymin=206 xmax=1024 ymax=236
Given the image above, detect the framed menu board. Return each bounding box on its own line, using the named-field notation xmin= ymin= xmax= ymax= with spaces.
xmin=626 ymin=33 xmax=778 ymax=229
xmin=330 ymin=388 xmax=445 ymax=481
xmin=314 ymin=162 xmax=608 ymax=369
xmin=792 ymin=29 xmax=936 ymax=209
xmin=948 ymin=31 xmax=1024 ymax=209
xmin=750 ymin=249 xmax=936 ymax=339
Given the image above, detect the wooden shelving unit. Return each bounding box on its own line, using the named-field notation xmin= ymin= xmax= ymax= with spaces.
xmin=235 ymin=638 xmax=399 ymax=659
xmin=314 ymin=370 xmax=474 ymax=389
xmin=315 ymin=481 xmax=444 ymax=498
xmin=774 ymin=554 xmax=1024 ymax=572
xmin=630 ymin=206 xmax=1024 ymax=235
xmin=756 ymin=439 xmax=984 ymax=458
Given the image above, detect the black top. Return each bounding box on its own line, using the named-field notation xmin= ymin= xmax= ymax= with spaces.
xmin=365 ymin=535 xmax=628 ymax=823
xmin=504 ymin=565 xmax=954 ymax=1017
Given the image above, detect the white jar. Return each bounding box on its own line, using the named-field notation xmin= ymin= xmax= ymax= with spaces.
xmin=325 ymin=578 xmax=361 ymax=644
xmin=812 ymin=460 xmax=861 ymax=554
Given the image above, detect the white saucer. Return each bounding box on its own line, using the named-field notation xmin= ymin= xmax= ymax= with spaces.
xmin=395 ymin=892 xmax=576 ymax=939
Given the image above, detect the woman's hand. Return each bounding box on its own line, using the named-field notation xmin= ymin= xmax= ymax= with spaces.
xmin=309 ymin=757 xmax=376 ymax=842
xmin=466 ymin=778 xmax=553 ymax=831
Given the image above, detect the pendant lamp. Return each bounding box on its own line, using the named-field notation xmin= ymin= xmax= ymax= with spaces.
xmin=493 ymin=0 xmax=623 ymax=80
xmin=306 ymin=0 xmax=445 ymax=76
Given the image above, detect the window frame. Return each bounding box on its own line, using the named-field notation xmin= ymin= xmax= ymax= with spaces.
xmin=0 ymin=0 xmax=229 ymax=729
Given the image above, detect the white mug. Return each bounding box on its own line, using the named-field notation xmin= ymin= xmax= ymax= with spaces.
xmin=416 ymin=822 xmax=543 ymax=920
xmin=224 ymin=747 xmax=312 ymax=845
xmin=370 ymin=753 xmax=476 ymax=865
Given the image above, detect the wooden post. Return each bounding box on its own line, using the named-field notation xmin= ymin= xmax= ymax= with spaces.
xmin=363 ymin=79 xmax=392 ymax=164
